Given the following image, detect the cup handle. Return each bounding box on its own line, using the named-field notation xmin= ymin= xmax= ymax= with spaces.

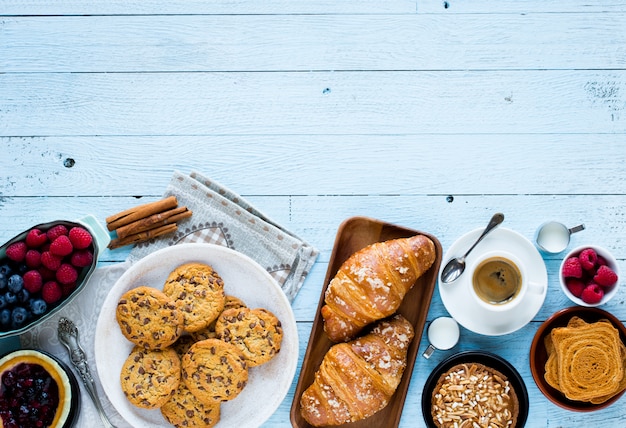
xmin=528 ymin=281 xmax=545 ymax=294
xmin=422 ymin=344 xmax=437 ymax=359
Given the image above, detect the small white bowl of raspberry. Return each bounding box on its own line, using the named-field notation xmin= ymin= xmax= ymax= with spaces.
xmin=560 ymin=245 xmax=621 ymax=307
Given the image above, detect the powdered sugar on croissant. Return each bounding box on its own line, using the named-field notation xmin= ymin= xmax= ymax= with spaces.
xmin=321 ymin=235 xmax=435 ymax=342
xmin=300 ymin=315 xmax=415 ymax=426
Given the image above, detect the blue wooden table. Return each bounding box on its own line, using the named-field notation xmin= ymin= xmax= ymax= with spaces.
xmin=1 ymin=1 xmax=625 ymax=427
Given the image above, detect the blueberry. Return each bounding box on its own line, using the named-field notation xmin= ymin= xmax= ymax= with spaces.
xmin=11 ymin=306 xmax=28 ymax=327
xmin=0 ymin=294 xmax=6 ymax=309
xmin=29 ymin=299 xmax=47 ymax=316
xmin=0 ymin=264 xmax=12 ymax=276
xmin=0 ymin=308 xmax=10 ymax=326
xmin=5 ymin=291 xmax=17 ymax=305
xmin=16 ymin=288 xmax=29 ymax=303
xmin=8 ymin=274 xmax=24 ymax=293
xmin=0 ymin=272 xmax=8 ymax=290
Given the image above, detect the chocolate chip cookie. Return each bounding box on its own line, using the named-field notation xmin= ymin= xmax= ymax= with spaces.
xmin=181 ymin=338 xmax=248 ymax=404
xmin=161 ymin=378 xmax=221 ymax=428
xmin=215 ymin=307 xmax=283 ymax=367
xmin=120 ymin=346 xmax=181 ymax=409
xmin=163 ymin=263 xmax=226 ymax=333
xmin=190 ymin=294 xmax=248 ymax=342
xmin=116 ymin=285 xmax=184 ymax=350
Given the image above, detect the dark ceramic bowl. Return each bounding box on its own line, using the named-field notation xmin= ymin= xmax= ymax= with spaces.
xmin=529 ymin=306 xmax=626 ymax=411
xmin=0 ymin=348 xmax=80 ymax=427
xmin=0 ymin=216 xmax=109 ymax=338
xmin=422 ymin=351 xmax=529 ymax=428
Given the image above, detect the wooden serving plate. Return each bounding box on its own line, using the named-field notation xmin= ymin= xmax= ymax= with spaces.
xmin=290 ymin=216 xmax=442 ymax=428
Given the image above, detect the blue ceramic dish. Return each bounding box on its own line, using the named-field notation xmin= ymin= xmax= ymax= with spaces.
xmin=0 ymin=215 xmax=109 ymax=339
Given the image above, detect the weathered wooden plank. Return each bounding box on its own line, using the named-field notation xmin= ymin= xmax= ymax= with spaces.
xmin=2 ymin=0 xmax=625 ymax=16
xmin=0 ymin=0 xmax=417 ymax=15
xmin=1 ymin=71 xmax=625 ymax=136
xmin=1 ymin=193 xmax=623 ymax=261
xmin=417 ymin=0 xmax=626 ymax=14
xmin=2 ymin=139 xmax=626 ymax=196
xmin=2 ymin=14 xmax=625 ymax=72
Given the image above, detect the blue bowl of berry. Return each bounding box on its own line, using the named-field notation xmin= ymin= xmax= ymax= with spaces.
xmin=0 ymin=216 xmax=109 ymax=338
xmin=559 ymin=245 xmax=621 ymax=307
xmin=0 ymin=348 xmax=80 ymax=427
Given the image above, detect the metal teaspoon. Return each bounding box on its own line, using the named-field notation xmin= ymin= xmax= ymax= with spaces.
xmin=57 ymin=317 xmax=118 ymax=428
xmin=440 ymin=212 xmax=505 ymax=283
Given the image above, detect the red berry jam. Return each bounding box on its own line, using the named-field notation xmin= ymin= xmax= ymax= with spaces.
xmin=0 ymin=362 xmax=60 ymax=428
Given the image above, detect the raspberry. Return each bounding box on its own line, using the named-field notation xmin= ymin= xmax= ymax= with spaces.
xmin=68 ymin=227 xmax=93 ymax=250
xmin=597 ymin=255 xmax=608 ymax=267
xmin=70 ymin=249 xmax=93 ymax=268
xmin=562 ymin=257 xmax=583 ymax=278
xmin=565 ymin=278 xmax=586 ymax=298
xmin=50 ymin=235 xmax=73 ymax=257
xmin=38 ymin=266 xmax=56 ymax=281
xmin=56 ymin=263 xmax=78 ymax=285
xmin=5 ymin=242 xmax=27 ymax=262
xmin=23 ymin=270 xmax=43 ymax=293
xmin=593 ymin=265 xmax=618 ymax=288
xmin=46 ymin=224 xmax=68 ymax=242
xmin=25 ymin=249 xmax=42 ymax=268
xmin=42 ymin=281 xmax=63 ymax=304
xmin=25 ymin=228 xmax=48 ymax=248
xmin=581 ymin=283 xmax=604 ymax=304
xmin=40 ymin=251 xmax=62 ymax=271
xmin=61 ymin=282 xmax=77 ymax=297
xmin=578 ymin=248 xmax=598 ymax=271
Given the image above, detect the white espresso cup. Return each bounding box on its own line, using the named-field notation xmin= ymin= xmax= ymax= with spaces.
xmin=470 ymin=251 xmax=544 ymax=312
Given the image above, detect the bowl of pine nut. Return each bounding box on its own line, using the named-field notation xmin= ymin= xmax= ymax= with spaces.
xmin=422 ymin=351 xmax=529 ymax=428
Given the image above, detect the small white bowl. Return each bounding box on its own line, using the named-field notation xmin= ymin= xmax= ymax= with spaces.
xmin=559 ymin=245 xmax=620 ymax=307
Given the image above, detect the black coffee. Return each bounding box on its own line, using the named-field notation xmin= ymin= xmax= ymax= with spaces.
xmin=472 ymin=257 xmax=522 ymax=305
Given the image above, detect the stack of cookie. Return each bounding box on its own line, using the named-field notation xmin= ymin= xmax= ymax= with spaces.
xmin=115 ymin=262 xmax=284 ymax=428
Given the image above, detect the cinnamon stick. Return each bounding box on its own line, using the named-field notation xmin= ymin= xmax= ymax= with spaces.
xmin=107 ymin=223 xmax=178 ymax=250
xmin=115 ymin=206 xmax=192 ymax=240
xmin=106 ymin=196 xmax=178 ymax=231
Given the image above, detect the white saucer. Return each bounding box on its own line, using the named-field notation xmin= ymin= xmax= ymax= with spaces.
xmin=438 ymin=227 xmax=547 ymax=336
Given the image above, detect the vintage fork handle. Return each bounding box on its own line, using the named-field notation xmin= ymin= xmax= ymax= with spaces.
xmin=58 ymin=318 xmax=117 ymax=428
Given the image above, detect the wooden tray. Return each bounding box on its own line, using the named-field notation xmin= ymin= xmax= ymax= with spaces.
xmin=290 ymin=216 xmax=442 ymax=428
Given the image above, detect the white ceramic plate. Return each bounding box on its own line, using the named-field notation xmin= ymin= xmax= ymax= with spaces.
xmin=438 ymin=227 xmax=547 ymax=336
xmin=95 ymin=243 xmax=298 ymax=428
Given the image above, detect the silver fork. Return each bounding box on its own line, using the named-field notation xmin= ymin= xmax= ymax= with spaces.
xmin=57 ymin=317 xmax=118 ymax=428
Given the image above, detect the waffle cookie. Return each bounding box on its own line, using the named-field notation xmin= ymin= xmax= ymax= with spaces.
xmin=163 ymin=263 xmax=226 ymax=333
xmin=544 ymin=316 xmax=626 ymax=403
xmin=116 ymin=286 xmax=184 ymax=350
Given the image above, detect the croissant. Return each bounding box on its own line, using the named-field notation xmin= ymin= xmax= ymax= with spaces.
xmin=321 ymin=234 xmax=435 ymax=342
xmin=300 ymin=314 xmax=415 ymax=426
